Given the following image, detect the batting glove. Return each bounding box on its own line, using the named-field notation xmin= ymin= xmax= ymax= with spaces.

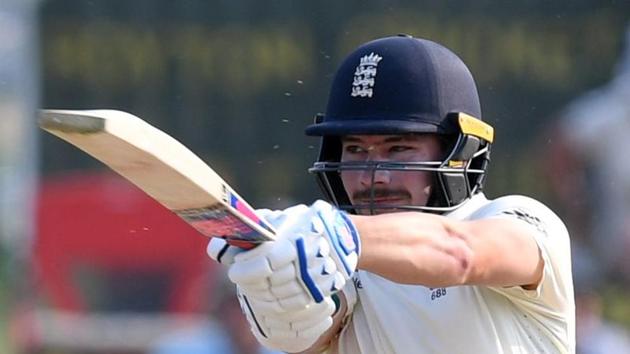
xmin=207 ymin=201 xmax=360 ymax=352
xmin=227 ymin=200 xmax=361 ymax=308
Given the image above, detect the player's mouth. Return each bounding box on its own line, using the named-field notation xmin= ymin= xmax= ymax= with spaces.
xmin=362 ymin=197 xmax=407 ymax=204
xmin=352 ymin=188 xmax=411 ymax=207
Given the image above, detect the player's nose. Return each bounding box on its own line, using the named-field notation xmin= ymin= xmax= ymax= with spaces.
xmin=359 ymin=165 xmax=391 ymax=186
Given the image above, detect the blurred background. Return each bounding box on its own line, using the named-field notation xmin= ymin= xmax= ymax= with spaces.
xmin=1 ymin=0 xmax=630 ymax=353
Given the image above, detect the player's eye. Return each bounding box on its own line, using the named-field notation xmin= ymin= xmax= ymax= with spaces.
xmin=344 ymin=145 xmax=367 ymax=154
xmin=389 ymin=145 xmax=413 ymax=153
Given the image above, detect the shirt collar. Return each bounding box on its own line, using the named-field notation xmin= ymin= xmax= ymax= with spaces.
xmin=445 ymin=193 xmax=489 ymax=220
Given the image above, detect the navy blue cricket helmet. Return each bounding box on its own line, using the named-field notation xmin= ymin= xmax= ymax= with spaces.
xmin=306 ymin=34 xmax=494 ymax=214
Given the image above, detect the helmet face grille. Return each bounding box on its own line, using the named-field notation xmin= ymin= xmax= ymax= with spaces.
xmin=308 ymin=136 xmax=492 ymax=214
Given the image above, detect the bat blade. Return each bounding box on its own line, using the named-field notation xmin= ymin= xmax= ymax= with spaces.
xmin=39 ymin=109 xmax=275 ymax=248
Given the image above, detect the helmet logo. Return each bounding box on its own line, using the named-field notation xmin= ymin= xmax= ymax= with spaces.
xmin=351 ymin=52 xmax=383 ymax=98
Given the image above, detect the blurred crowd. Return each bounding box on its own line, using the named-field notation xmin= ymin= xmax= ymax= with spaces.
xmin=545 ymin=24 xmax=630 ymax=354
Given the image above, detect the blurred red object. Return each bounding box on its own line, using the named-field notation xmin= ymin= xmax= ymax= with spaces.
xmin=13 ymin=171 xmax=218 ymax=353
xmin=34 ymin=170 xmax=214 ymax=312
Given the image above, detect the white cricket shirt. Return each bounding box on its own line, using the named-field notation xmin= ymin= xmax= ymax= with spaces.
xmin=334 ymin=193 xmax=575 ymax=354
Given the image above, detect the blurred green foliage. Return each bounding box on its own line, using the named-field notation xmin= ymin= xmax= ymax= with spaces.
xmin=0 ymin=246 xmax=15 ymax=354
xmin=603 ymin=285 xmax=630 ymax=329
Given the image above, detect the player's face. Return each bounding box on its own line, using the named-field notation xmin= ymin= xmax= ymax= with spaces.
xmin=340 ymin=134 xmax=443 ymax=215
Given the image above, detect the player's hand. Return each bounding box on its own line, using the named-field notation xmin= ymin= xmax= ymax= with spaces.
xmin=228 ymin=200 xmax=361 ymax=307
xmin=236 ymin=286 xmax=336 ymax=353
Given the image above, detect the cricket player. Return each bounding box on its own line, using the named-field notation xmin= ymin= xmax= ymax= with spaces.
xmin=208 ymin=35 xmax=575 ymax=353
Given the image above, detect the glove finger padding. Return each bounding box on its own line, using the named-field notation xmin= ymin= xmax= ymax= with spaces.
xmin=228 ymin=238 xmax=296 ymax=285
xmin=234 ymin=234 xmax=344 ymax=308
xmin=268 ymin=256 xmax=340 ymax=300
xmin=246 ymin=290 xmax=313 ymax=313
xmin=268 ymin=263 xmax=298 ymax=286
xmin=237 ymin=287 xmax=336 ymax=353
xmin=262 ymin=300 xmax=334 ymax=332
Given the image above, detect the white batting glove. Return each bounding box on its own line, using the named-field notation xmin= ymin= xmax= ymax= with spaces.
xmin=237 ymin=286 xmax=336 ymax=353
xmin=207 ymin=201 xmax=360 ymax=352
xmin=228 ymin=200 xmax=361 ymax=307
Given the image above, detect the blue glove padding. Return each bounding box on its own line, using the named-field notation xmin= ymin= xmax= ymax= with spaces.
xmin=308 ymin=200 xmax=361 ymax=282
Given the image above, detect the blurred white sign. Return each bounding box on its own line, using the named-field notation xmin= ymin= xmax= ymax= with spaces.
xmin=0 ymin=0 xmax=41 ymax=258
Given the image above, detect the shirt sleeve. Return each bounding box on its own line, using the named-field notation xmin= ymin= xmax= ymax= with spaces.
xmin=473 ymin=196 xmax=574 ymax=313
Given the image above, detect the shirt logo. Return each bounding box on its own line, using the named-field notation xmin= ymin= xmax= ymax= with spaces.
xmin=502 ymin=208 xmax=547 ymax=236
xmin=351 ymin=52 xmax=382 ymax=98
xmin=429 ymin=287 xmax=447 ymax=301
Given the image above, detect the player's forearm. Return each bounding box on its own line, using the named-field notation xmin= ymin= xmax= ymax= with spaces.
xmin=350 ymin=212 xmax=474 ymax=287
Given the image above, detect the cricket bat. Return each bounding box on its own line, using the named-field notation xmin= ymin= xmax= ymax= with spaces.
xmin=39 ymin=109 xmax=275 ymax=249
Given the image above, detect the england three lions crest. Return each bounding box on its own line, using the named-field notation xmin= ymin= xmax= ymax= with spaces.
xmin=351 ymin=52 xmax=383 ymax=98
